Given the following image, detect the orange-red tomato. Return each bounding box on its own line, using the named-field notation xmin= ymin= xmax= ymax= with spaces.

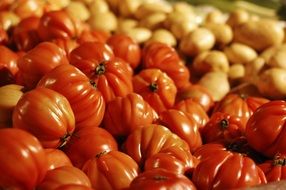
xmin=103 ymin=93 xmax=158 ymax=139
xmin=44 ymin=148 xmax=73 ymax=171
xmin=77 ymin=29 xmax=111 ymax=44
xmin=52 ymin=38 xmax=79 ymax=58
xmin=18 ymin=42 xmax=69 ymax=89
xmin=63 ymin=126 xmax=118 ymax=169
xmin=142 ymin=42 xmax=190 ymax=90
xmin=107 ymin=34 xmax=141 ymax=69
xmin=54 ymin=184 xmax=94 ymax=190
xmin=37 ymin=166 xmax=91 ymax=190
xmin=133 ymin=68 xmax=177 ymax=114
xmin=0 ymin=45 xmax=19 ymax=76
xmin=38 ymin=64 xmax=105 ymax=129
xmin=13 ymin=87 xmax=75 ymax=148
xmin=0 ymin=27 xmax=8 ymax=45
xmin=158 ymin=109 xmax=202 ymax=152
xmin=82 ymin=150 xmax=139 ymax=190
xmin=246 ymin=100 xmax=286 ymax=158
xmin=0 ymin=128 xmax=48 ymax=190
xmin=129 ymin=168 xmax=197 ymax=190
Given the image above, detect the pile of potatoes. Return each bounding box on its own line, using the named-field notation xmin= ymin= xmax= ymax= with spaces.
xmin=2 ymin=0 xmax=286 ymax=100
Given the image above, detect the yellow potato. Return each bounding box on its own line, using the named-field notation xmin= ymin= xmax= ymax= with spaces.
xmin=135 ymin=1 xmax=172 ymax=20
xmin=139 ymin=12 xmax=166 ymax=30
xmin=118 ymin=0 xmax=143 ymax=17
xmin=88 ymin=11 xmax=117 ymax=32
xmin=228 ymin=63 xmax=245 ymax=85
xmin=205 ymin=10 xmax=226 ymax=24
xmin=170 ymin=20 xmax=198 ymax=40
xmin=0 ymin=11 xmax=20 ymax=31
xmin=88 ymin=0 xmax=109 ymax=14
xmin=146 ymin=29 xmax=176 ymax=47
xmin=244 ymin=57 xmax=266 ymax=84
xmin=123 ymin=27 xmax=152 ymax=44
xmin=226 ymin=9 xmax=249 ymax=27
xmin=224 ymin=43 xmax=257 ymax=64
xmin=117 ymin=18 xmax=138 ymax=33
xmin=204 ymin=23 xmax=233 ymax=47
xmin=66 ymin=1 xmax=90 ymax=21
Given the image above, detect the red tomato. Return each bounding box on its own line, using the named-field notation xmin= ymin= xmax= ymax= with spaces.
xmin=144 ymin=146 xmax=198 ymax=175
xmin=77 ymin=29 xmax=111 ymax=44
xmin=44 ymin=148 xmax=73 ymax=170
xmin=37 ymin=166 xmax=91 ymax=190
xmin=52 ymin=38 xmax=79 ymax=58
xmin=37 ymin=64 xmax=105 ymax=129
xmin=13 ymin=87 xmax=75 ymax=148
xmin=0 ymin=128 xmax=48 ymax=189
xmin=0 ymin=27 xmax=8 ymax=45
xmin=107 ymin=34 xmax=141 ymax=69
xmin=82 ymin=150 xmax=139 ymax=190
xmin=63 ymin=126 xmax=118 ymax=169
xmin=158 ymin=109 xmax=202 ymax=152
xmin=18 ymin=42 xmax=69 ymax=89
xmin=12 ymin=16 xmax=40 ymax=51
xmin=133 ymin=68 xmax=177 ymax=114
xmin=202 ymin=112 xmax=244 ymax=143
xmin=142 ymin=42 xmax=190 ymax=90
xmin=246 ymin=100 xmax=286 ymax=158
xmin=103 ymin=93 xmax=158 ymax=139
xmin=54 ymin=184 xmax=94 ymax=190
xmin=123 ymin=124 xmax=190 ymax=167
xmin=0 ymin=45 xmax=19 ymax=76
xmin=37 ymin=10 xmax=83 ymax=41
xmin=129 ymin=168 xmax=197 ymax=190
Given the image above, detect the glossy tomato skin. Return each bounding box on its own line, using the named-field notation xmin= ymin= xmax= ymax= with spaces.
xmin=158 ymin=109 xmax=202 ymax=152
xmin=129 ymin=168 xmax=197 ymax=190
xmin=123 ymin=124 xmax=190 ymax=167
xmin=77 ymin=29 xmax=111 ymax=44
xmin=259 ymin=153 xmax=286 ymax=182
xmin=13 ymin=87 xmax=75 ymax=148
xmin=142 ymin=42 xmax=190 ymax=90
xmin=103 ymin=93 xmax=158 ymax=139
xmin=37 ymin=64 xmax=105 ymax=129
xmin=246 ymin=100 xmax=286 ymax=158
xmin=52 ymin=38 xmax=79 ymax=58
xmin=202 ymin=112 xmax=244 ymax=143
xmin=44 ymin=148 xmax=73 ymax=171
xmin=37 ymin=166 xmax=91 ymax=190
xmin=133 ymin=68 xmax=177 ymax=114
xmin=54 ymin=184 xmax=94 ymax=190
xmin=0 ymin=128 xmax=48 ymax=190
xmin=107 ymin=34 xmax=141 ymax=69
xmin=63 ymin=126 xmax=118 ymax=169
xmin=82 ymin=150 xmax=139 ymax=190
xmin=18 ymin=42 xmax=69 ymax=89
xmin=0 ymin=27 xmax=8 ymax=45
xmin=0 ymin=45 xmax=19 ymax=76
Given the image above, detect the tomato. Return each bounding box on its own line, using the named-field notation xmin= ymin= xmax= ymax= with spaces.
xmin=0 ymin=45 xmax=19 ymax=76
xmin=103 ymin=93 xmax=158 ymax=139
xmin=45 ymin=148 xmax=73 ymax=171
xmin=63 ymin=126 xmax=118 ymax=169
xmin=212 ymin=93 xmax=269 ymax=128
xmin=158 ymin=109 xmax=202 ymax=152
xmin=37 ymin=64 xmax=105 ymax=129
xmin=202 ymin=112 xmax=244 ymax=143
xmin=37 ymin=10 xmax=83 ymax=41
xmin=10 ymin=0 xmax=45 ymax=19
xmin=77 ymin=29 xmax=111 ymax=44
xmin=142 ymin=42 xmax=190 ymax=90
xmin=144 ymin=146 xmax=198 ymax=175
xmin=13 ymin=87 xmax=75 ymax=148
xmin=259 ymin=153 xmax=286 ymax=182
xmin=52 ymin=38 xmax=79 ymax=58
xmin=37 ymin=166 xmax=91 ymax=190
xmin=107 ymin=34 xmax=141 ymax=69
xmin=176 ymin=84 xmax=214 ymax=112
xmin=18 ymin=42 xmax=69 ymax=89
xmin=0 ymin=128 xmax=48 ymax=189
xmin=11 ymin=16 xmax=40 ymax=51
xmin=54 ymin=184 xmax=94 ymax=190
xmin=246 ymin=100 xmax=286 ymax=158
xmin=0 ymin=27 xmax=8 ymax=45
xmin=174 ymin=98 xmax=209 ymax=131
xmin=123 ymin=124 xmax=189 ymax=167
xmin=133 ymin=68 xmax=177 ymax=114
xmin=82 ymin=150 xmax=139 ymax=190
xmin=129 ymin=168 xmax=197 ymax=190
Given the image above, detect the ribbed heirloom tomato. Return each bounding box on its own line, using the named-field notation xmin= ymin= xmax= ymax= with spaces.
xmin=44 ymin=148 xmax=73 ymax=171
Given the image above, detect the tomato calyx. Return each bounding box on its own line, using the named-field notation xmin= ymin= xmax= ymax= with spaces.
xmin=220 ymin=119 xmax=229 ymax=129
xmin=59 ymin=133 xmax=72 ymax=148
xmin=95 ymin=62 xmax=106 ymax=75
xmin=239 ymin=93 xmax=248 ymax=100
xmin=149 ymin=82 xmax=158 ymax=92
xmin=273 ymin=154 xmax=286 ymax=166
xmin=153 ymin=175 xmax=168 ymax=181
xmin=90 ymin=80 xmax=97 ymax=88
xmin=95 ymin=150 xmax=108 ymax=158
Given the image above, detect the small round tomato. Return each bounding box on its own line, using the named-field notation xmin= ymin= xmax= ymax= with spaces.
xmin=129 ymin=168 xmax=197 ymax=190
xmin=13 ymin=87 xmax=75 ymax=148
xmin=0 ymin=128 xmax=48 ymax=190
xmin=82 ymin=150 xmax=139 ymax=190
xmin=45 ymin=148 xmax=73 ymax=171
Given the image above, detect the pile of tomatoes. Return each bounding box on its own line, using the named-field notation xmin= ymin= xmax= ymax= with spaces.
xmin=1 ymin=1 xmax=286 ymax=190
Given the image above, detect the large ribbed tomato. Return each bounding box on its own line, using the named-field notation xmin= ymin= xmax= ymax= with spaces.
xmin=142 ymin=42 xmax=190 ymax=90
xmin=63 ymin=126 xmax=118 ymax=169
xmin=158 ymin=109 xmax=202 ymax=152
xmin=0 ymin=128 xmax=48 ymax=190
xmin=246 ymin=100 xmax=286 ymax=158
xmin=0 ymin=45 xmax=19 ymax=76
xmin=77 ymin=29 xmax=110 ymax=44
xmin=82 ymin=150 xmax=139 ymax=190
xmin=54 ymin=184 xmax=94 ymax=190
xmin=37 ymin=64 xmax=105 ymax=129
xmin=123 ymin=124 xmax=189 ymax=167
xmin=133 ymin=68 xmax=177 ymax=114
xmin=107 ymin=33 xmax=141 ymax=69
xmin=13 ymin=87 xmax=75 ymax=148
xmin=18 ymin=42 xmax=69 ymax=89
xmin=103 ymin=93 xmax=158 ymax=139
xmin=44 ymin=148 xmax=73 ymax=171
xmin=129 ymin=168 xmax=197 ymax=190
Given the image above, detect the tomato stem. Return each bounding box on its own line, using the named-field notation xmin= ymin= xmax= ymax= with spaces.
xmin=90 ymin=80 xmax=97 ymax=88
xmin=95 ymin=62 xmax=106 ymax=75
xmin=153 ymin=175 xmax=168 ymax=181
xmin=149 ymin=82 xmax=158 ymax=92
xmin=59 ymin=133 xmax=72 ymax=148
xmin=95 ymin=150 xmax=108 ymax=158
xmin=220 ymin=119 xmax=229 ymax=129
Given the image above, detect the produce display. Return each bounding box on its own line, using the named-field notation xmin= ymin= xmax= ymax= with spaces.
xmin=1 ymin=0 xmax=286 ymax=189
